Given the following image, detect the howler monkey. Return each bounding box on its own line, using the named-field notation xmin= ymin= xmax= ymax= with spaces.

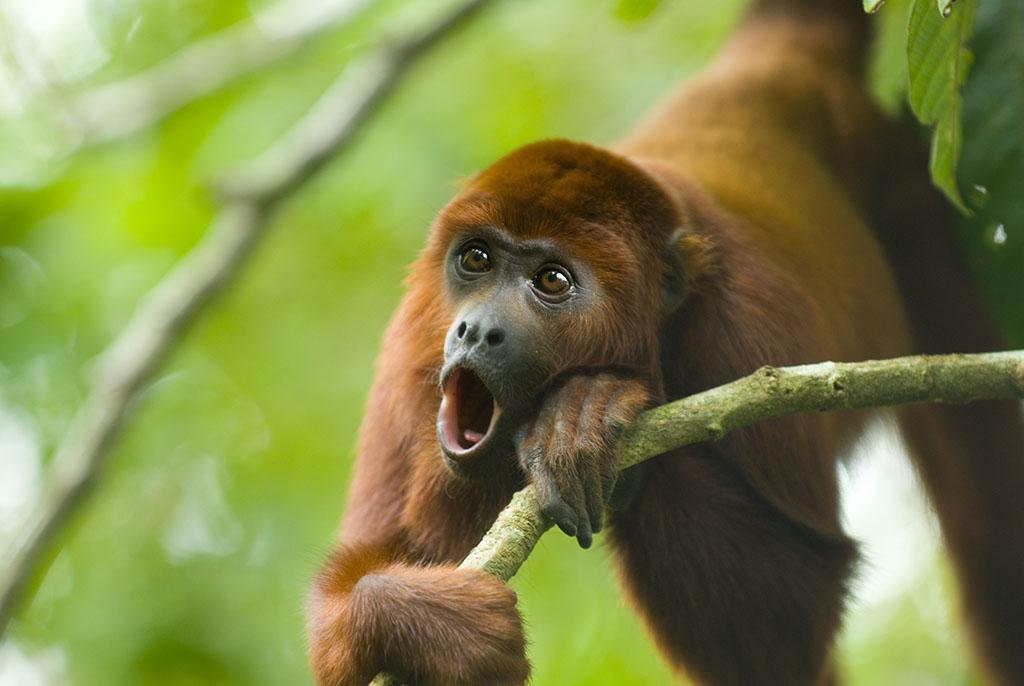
xmin=308 ymin=1 xmax=1024 ymax=684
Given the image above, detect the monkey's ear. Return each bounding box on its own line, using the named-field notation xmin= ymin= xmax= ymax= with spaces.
xmin=660 ymin=227 xmax=716 ymax=318
xmin=659 ymin=228 xmax=688 ymax=318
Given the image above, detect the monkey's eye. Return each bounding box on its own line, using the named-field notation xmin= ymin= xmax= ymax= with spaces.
xmin=532 ymin=267 xmax=572 ymax=298
xmin=459 ymin=246 xmax=491 ymax=273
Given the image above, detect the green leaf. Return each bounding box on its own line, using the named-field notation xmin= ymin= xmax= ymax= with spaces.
xmin=868 ymin=0 xmax=911 ymax=114
xmin=959 ymin=0 xmax=1024 ymax=200
xmin=614 ymin=0 xmax=664 ymax=23
xmin=955 ymin=0 xmax=1024 ymax=344
xmin=864 ymin=0 xmax=887 ymax=14
xmin=907 ymin=0 xmax=979 ymax=212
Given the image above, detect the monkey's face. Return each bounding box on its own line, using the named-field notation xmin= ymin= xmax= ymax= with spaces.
xmin=437 ymin=225 xmax=601 ymax=477
xmin=429 ymin=139 xmax=684 ymax=478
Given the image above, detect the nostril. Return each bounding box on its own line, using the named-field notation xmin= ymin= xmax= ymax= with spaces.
xmin=485 ymin=328 xmax=505 ymax=346
xmin=457 ymin=321 xmax=467 ymax=339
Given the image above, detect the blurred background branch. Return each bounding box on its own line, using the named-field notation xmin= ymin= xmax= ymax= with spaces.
xmin=0 ymin=0 xmax=495 ymax=642
xmin=67 ymin=0 xmax=376 ymax=145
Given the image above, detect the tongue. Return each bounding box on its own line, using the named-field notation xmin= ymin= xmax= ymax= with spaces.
xmin=463 ymin=429 xmax=485 ymax=446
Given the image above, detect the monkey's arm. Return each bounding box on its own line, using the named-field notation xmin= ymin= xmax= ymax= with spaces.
xmin=309 ymin=303 xmax=529 ymax=686
xmin=310 ymin=439 xmax=530 ymax=686
xmin=308 ymin=539 xmax=527 ymax=686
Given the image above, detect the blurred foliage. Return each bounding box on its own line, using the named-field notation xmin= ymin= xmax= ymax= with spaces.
xmin=614 ymin=0 xmax=664 ymax=23
xmin=0 ymin=0 xmax=1020 ymax=684
xmin=956 ymin=0 xmax=1024 ymax=345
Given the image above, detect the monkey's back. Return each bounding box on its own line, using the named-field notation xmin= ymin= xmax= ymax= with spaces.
xmin=617 ymin=16 xmax=913 ymax=366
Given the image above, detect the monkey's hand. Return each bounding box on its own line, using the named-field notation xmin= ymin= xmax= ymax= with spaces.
xmin=516 ymin=372 xmax=650 ymax=548
xmin=308 ymin=544 xmax=529 ymax=686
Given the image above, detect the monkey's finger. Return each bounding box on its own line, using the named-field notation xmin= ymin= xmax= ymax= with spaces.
xmin=514 ymin=423 xmax=548 ymax=472
xmin=545 ymin=499 xmax=579 ymax=539
xmin=532 ymin=461 xmax=578 ymax=537
xmin=576 ymin=512 xmax=593 ymax=549
xmin=519 ymin=435 xmax=579 ymax=537
xmin=566 ymin=461 xmax=593 ymax=549
xmin=582 ymin=462 xmax=605 ymax=534
xmin=547 ymin=458 xmax=589 ymax=546
xmin=599 ymin=458 xmax=618 ymax=503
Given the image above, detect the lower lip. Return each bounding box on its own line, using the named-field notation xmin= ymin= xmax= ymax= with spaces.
xmin=437 ymin=391 xmax=500 ymax=460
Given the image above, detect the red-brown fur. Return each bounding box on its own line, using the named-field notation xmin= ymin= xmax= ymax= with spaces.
xmin=308 ymin=1 xmax=1024 ymax=684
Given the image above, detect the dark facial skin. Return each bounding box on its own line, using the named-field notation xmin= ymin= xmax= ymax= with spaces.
xmin=435 ymin=213 xmax=664 ymax=547
xmin=436 ymin=226 xmax=595 ymax=478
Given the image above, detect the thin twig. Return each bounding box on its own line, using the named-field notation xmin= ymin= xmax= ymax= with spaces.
xmin=0 ymin=0 xmax=496 ymax=640
xmin=371 ymin=350 xmax=1024 ymax=684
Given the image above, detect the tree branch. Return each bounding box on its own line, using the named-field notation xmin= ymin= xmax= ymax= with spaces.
xmin=0 ymin=0 xmax=496 ymax=641
xmin=371 ymin=349 xmax=1024 ymax=684
xmin=68 ymin=0 xmax=376 ymax=144
xmin=460 ymin=351 xmax=1024 ymax=585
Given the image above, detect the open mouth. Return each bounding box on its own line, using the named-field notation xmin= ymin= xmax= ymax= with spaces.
xmin=439 ymin=367 xmax=500 ymax=458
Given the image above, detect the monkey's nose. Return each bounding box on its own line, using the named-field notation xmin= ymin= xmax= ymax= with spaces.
xmin=455 ymin=320 xmax=477 ymax=343
xmin=455 ymin=321 xmax=505 ymax=347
